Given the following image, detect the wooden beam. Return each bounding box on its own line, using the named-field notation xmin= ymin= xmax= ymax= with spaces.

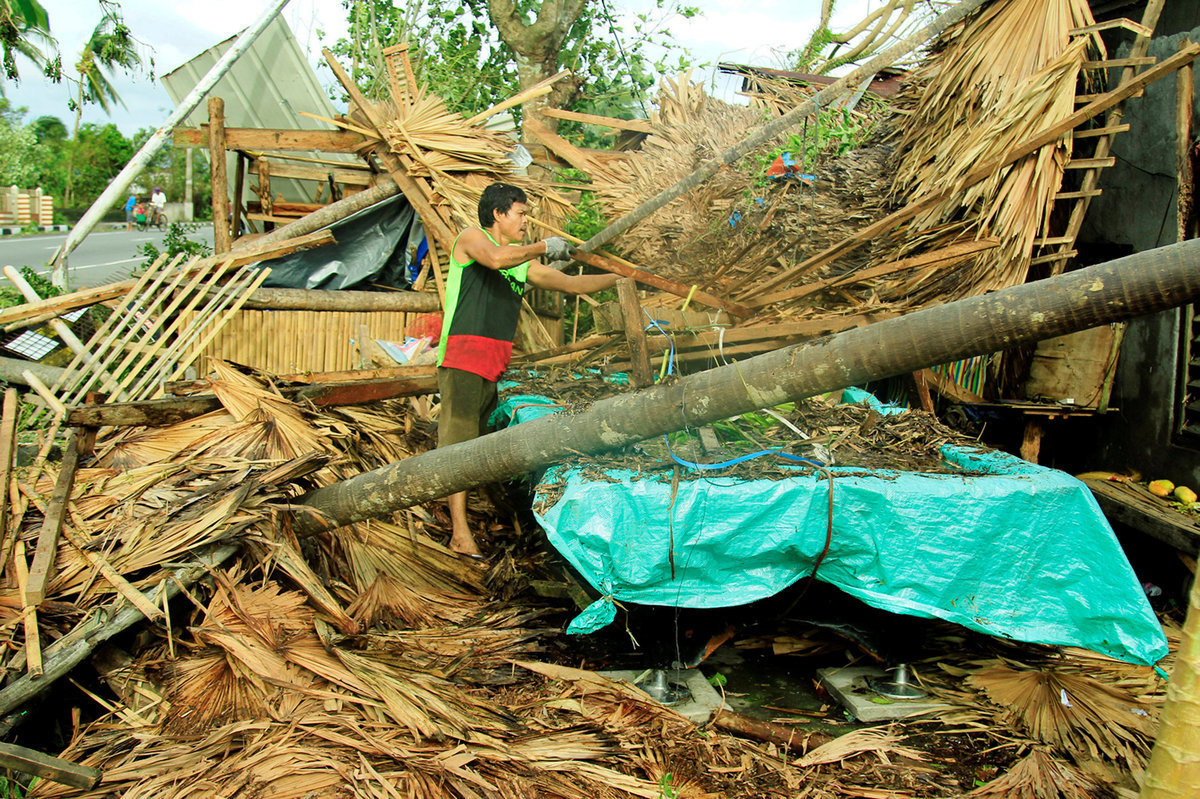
xmin=0 ymin=742 xmax=100 ymax=790
xmin=208 ymin=98 xmax=232 ymax=254
xmin=0 ymin=389 xmax=17 ymax=538
xmin=617 ymin=279 xmax=653 ymax=387
xmin=13 ymin=540 xmax=41 ymax=678
xmin=70 ymin=371 xmax=440 ymax=427
xmin=1178 ymin=38 xmax=1195 ymax=242
xmin=25 ymin=429 xmax=84 ymax=605
xmin=539 ymin=108 xmax=653 ymax=133
xmin=917 ymin=367 xmax=985 ymax=404
xmin=568 ymin=251 xmax=751 ymax=318
xmin=523 ymin=116 xmax=603 ymax=175
xmin=231 ymin=151 xmax=246 ymax=242
xmin=175 ymin=127 xmax=369 ymax=152
xmin=254 ymin=161 xmax=372 ymax=186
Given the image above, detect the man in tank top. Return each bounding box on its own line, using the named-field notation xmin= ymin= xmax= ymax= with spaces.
xmin=437 ymin=183 xmax=618 ymax=559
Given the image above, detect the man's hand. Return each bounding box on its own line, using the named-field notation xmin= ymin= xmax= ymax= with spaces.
xmin=542 ymin=236 xmax=576 ymax=263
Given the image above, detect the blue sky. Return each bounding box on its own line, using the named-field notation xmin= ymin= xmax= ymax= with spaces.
xmin=6 ymin=0 xmax=874 ymax=136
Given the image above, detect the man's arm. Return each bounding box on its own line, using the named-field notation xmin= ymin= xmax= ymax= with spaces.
xmin=527 ymin=262 xmax=620 ymax=295
xmin=455 ymin=228 xmax=551 ymax=271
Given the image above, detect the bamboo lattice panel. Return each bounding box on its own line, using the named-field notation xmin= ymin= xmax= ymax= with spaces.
xmin=180 ymin=310 xmax=411 ymax=374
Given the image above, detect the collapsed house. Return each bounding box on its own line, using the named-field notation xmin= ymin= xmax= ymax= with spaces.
xmin=1 ymin=0 xmax=1199 ymax=796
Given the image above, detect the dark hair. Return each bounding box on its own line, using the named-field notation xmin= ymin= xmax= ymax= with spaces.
xmin=477 ymin=183 xmax=527 ymax=228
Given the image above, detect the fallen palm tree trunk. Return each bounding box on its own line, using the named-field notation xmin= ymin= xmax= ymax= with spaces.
xmin=230 ymin=286 xmax=440 ymax=312
xmin=295 ymin=238 xmax=1200 ymax=534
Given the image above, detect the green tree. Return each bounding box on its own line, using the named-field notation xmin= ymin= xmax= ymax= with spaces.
xmin=63 ymin=9 xmax=144 ymax=205
xmin=0 ymin=97 xmax=45 ymax=186
xmin=0 ymin=0 xmax=59 ymax=91
xmin=30 ymin=113 xmax=68 ymax=199
xmin=330 ymin=0 xmax=698 ymax=128
xmin=65 ymin=121 xmax=131 ymax=205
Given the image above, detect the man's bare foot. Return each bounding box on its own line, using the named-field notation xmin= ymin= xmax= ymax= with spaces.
xmin=449 ymin=533 xmax=482 ymax=559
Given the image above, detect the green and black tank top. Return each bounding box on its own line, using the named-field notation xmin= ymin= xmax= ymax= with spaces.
xmin=436 ymin=230 xmax=529 ymax=381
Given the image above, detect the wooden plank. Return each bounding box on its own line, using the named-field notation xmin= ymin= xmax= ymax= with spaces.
xmin=1029 ymin=249 xmax=1077 ymax=265
xmin=294 ymin=375 xmax=438 ymax=406
xmin=1053 ymin=189 xmax=1103 ymax=200
xmin=1084 ymin=479 xmax=1200 ymax=555
xmin=25 ymin=429 xmax=83 ymax=605
xmin=255 ymin=161 xmax=372 ymax=186
xmin=1032 ymin=236 xmax=1076 ymax=246
xmin=1179 ymin=38 xmax=1195 ymax=243
xmin=0 ymin=284 xmax=129 ymax=331
xmin=618 ymin=279 xmax=654 ymax=387
xmin=1069 ymin=18 xmax=1151 ymax=38
xmin=511 ymin=334 xmax=616 ymax=363
xmin=523 ymin=116 xmax=603 ymax=176
xmin=0 ymin=742 xmax=100 ymax=790
xmin=174 ymin=126 xmax=369 ymax=152
xmin=539 ymin=107 xmax=653 ymax=133
xmin=1072 ymin=124 xmax=1131 ymax=138
xmin=572 ymin=251 xmax=752 ymax=318
xmin=1082 ymin=57 xmax=1156 ymax=69
xmin=13 ymin=539 xmax=41 ymax=678
xmin=918 ymin=367 xmax=985 ymax=404
xmin=208 ymin=98 xmax=232 ymax=254
xmin=231 ymin=151 xmax=246 ymax=244
xmin=1063 ymin=157 xmax=1115 ymax=169
xmin=750 ymin=40 xmax=1200 ymax=298
xmin=0 ymin=389 xmax=17 ymax=545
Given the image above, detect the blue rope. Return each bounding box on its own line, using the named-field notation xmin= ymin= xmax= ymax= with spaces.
xmin=664 ymin=436 xmax=826 ymax=471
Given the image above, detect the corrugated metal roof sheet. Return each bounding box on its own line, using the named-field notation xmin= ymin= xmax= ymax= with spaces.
xmin=161 ymin=15 xmax=358 ymax=204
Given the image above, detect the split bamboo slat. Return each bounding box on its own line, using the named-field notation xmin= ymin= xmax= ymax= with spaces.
xmin=179 ymin=310 xmax=411 ymax=375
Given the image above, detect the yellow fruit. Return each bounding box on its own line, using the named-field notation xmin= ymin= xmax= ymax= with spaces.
xmin=1173 ymin=485 xmax=1197 ymax=504
xmin=1148 ymin=479 xmax=1175 ymax=497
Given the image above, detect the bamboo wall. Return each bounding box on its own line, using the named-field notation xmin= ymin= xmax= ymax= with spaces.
xmin=181 ymin=310 xmax=411 ymax=375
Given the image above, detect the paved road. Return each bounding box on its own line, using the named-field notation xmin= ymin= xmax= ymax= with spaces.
xmin=0 ymin=225 xmax=216 ymax=290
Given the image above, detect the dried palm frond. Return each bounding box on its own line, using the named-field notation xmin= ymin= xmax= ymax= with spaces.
xmin=92 ymin=410 xmax=237 ymax=469
xmin=966 ymin=663 xmax=1155 ymax=768
xmin=798 ymin=725 xmax=927 ymax=767
xmin=346 ymin=572 xmax=480 ymax=629
xmin=967 ymin=747 xmax=1110 ymax=799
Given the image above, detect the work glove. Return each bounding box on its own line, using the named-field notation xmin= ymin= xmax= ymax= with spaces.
xmin=542 ymin=236 xmax=576 ymax=263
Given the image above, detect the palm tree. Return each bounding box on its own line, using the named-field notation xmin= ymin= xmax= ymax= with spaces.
xmin=64 ymin=14 xmax=142 ymax=206
xmin=0 ymin=0 xmax=57 ymax=90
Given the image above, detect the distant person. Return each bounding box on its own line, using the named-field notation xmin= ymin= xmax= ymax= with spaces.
xmin=436 ymin=182 xmax=618 ymax=560
xmin=132 ymin=199 xmax=147 ymax=229
xmin=124 ymin=193 xmax=136 ymax=231
xmin=150 ymin=187 xmax=167 ymax=226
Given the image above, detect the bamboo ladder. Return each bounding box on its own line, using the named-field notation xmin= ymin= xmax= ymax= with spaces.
xmin=1032 ymin=1 xmax=1166 ymax=271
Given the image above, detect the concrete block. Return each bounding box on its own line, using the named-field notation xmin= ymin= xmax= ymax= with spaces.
xmin=818 ymin=666 xmax=949 ymax=723
xmin=600 ymin=668 xmax=725 ymax=724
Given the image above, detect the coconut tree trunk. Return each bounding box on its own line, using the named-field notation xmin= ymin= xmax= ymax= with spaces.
xmin=294 ymin=238 xmax=1200 ymax=535
xmin=488 ymin=0 xmax=585 ymax=130
xmin=1140 ymin=571 xmax=1200 ymax=798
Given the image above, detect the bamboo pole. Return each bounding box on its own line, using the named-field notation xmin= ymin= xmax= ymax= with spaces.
xmin=209 ymin=97 xmax=232 ymax=254
xmin=294 ymin=238 xmax=1200 ymax=535
xmin=48 ymin=0 xmax=291 ymax=287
